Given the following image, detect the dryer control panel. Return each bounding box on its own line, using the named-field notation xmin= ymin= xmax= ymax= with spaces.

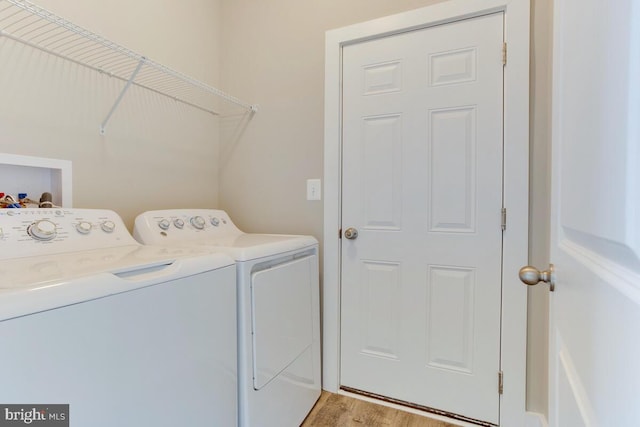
xmin=134 ymin=209 xmax=242 ymax=244
xmin=0 ymin=209 xmax=137 ymax=260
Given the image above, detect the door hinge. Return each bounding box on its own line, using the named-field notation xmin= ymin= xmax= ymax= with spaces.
xmin=501 ymin=208 xmax=507 ymax=231
xmin=498 ymin=371 xmax=504 ymax=394
xmin=339 ymin=228 xmax=342 ymax=239
xmin=502 ymin=42 xmax=507 ymax=66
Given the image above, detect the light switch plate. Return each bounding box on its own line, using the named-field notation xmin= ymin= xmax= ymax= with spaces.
xmin=307 ymin=179 xmax=321 ymax=201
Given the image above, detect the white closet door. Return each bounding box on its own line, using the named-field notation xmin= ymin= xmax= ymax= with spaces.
xmin=340 ymin=13 xmax=505 ymax=424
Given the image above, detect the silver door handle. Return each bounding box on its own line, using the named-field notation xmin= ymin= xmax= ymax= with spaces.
xmin=518 ymin=264 xmax=555 ymax=292
xmin=344 ymin=227 xmax=358 ymax=240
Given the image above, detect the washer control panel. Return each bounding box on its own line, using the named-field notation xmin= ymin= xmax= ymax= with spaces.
xmin=134 ymin=209 xmax=241 ymax=245
xmin=0 ymin=209 xmax=137 ymax=260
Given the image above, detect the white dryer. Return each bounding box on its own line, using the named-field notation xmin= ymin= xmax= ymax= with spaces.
xmin=134 ymin=209 xmax=321 ymax=427
xmin=0 ymin=209 xmax=237 ymax=427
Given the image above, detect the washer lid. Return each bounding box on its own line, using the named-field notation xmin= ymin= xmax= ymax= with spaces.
xmin=0 ymin=245 xmax=235 ymax=321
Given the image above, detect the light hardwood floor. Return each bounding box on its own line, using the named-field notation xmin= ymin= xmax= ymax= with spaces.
xmin=301 ymin=392 xmax=458 ymax=427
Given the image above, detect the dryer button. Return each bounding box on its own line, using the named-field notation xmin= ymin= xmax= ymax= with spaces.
xmin=101 ymin=221 xmax=116 ymax=233
xmin=190 ymin=216 xmax=206 ymax=230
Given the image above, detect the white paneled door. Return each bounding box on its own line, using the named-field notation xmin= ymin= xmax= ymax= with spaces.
xmin=547 ymin=0 xmax=640 ymax=425
xmin=341 ymin=13 xmax=504 ymax=424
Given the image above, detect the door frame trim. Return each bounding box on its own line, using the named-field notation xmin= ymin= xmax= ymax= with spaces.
xmin=323 ymin=0 xmax=530 ymax=425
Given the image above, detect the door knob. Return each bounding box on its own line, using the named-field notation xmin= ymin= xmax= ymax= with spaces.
xmin=344 ymin=227 xmax=358 ymax=240
xmin=518 ymin=264 xmax=555 ymax=292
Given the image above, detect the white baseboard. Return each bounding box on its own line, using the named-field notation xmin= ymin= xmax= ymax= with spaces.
xmin=525 ymin=411 xmax=548 ymax=427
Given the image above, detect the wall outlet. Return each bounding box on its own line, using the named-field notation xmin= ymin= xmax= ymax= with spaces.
xmin=307 ymin=179 xmax=321 ymax=201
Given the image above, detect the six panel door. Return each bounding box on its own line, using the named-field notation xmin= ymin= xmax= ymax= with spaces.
xmin=340 ymin=13 xmax=505 ymax=424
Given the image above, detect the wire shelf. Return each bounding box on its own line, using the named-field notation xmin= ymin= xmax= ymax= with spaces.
xmin=0 ymin=0 xmax=256 ymax=133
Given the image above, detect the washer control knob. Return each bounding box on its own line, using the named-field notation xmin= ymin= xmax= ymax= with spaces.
xmin=75 ymin=221 xmax=92 ymax=235
xmin=101 ymin=221 xmax=116 ymax=233
xmin=173 ymin=219 xmax=185 ymax=229
xmin=190 ymin=216 xmax=206 ymax=230
xmin=158 ymin=219 xmax=171 ymax=230
xmin=28 ymin=220 xmax=57 ymax=241
xmin=211 ymin=217 xmax=220 ymax=227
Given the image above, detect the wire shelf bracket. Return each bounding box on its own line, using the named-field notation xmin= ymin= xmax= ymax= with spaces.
xmin=100 ymin=57 xmax=145 ymax=135
xmin=0 ymin=0 xmax=257 ymax=135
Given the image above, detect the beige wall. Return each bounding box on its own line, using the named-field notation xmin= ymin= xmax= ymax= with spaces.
xmin=217 ymin=0 xmax=445 ymax=236
xmin=219 ymin=0 xmax=553 ymax=417
xmin=0 ymin=0 xmax=223 ymax=228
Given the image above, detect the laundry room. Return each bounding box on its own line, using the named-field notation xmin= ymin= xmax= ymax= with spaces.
xmin=0 ymin=0 xmax=552 ymax=425
xmin=2 ymin=0 xmax=638 ymax=426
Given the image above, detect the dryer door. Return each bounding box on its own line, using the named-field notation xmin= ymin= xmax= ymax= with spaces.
xmin=251 ymin=254 xmax=317 ymax=390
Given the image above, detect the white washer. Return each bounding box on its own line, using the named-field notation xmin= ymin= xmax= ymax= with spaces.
xmin=134 ymin=209 xmax=321 ymax=427
xmin=0 ymin=208 xmax=237 ymax=427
